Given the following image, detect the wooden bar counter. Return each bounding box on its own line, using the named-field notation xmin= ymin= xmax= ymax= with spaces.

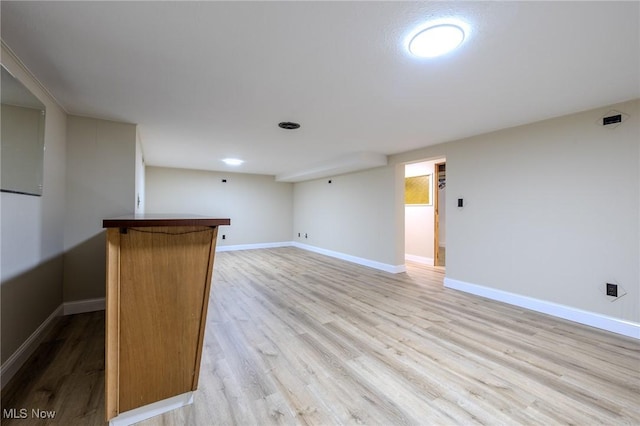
xmin=103 ymin=215 xmax=230 ymax=424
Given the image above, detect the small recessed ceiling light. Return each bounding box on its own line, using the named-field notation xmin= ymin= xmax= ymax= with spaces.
xmin=279 ymin=121 xmax=300 ymax=130
xmin=222 ymin=158 xmax=244 ymax=166
xmin=408 ymin=23 xmax=465 ymax=58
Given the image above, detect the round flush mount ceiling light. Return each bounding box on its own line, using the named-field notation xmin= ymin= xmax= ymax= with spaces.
xmin=408 ymin=23 xmax=465 ymax=58
xmin=222 ymin=158 xmax=244 ymax=166
xmin=278 ymin=121 xmax=300 ymax=130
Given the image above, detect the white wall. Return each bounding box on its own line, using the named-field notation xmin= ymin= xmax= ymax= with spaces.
xmin=135 ymin=129 xmax=145 ymax=214
xmin=1 ymin=43 xmax=67 ymax=363
xmin=63 ymin=115 xmax=137 ymax=302
xmin=293 ymin=166 xmax=403 ymax=267
xmin=393 ymin=99 xmax=640 ymax=325
xmin=145 ymin=166 xmax=293 ymax=246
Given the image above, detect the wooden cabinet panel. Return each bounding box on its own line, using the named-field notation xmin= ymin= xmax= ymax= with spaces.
xmin=118 ymin=226 xmax=215 ymax=411
xmin=104 ymin=217 xmax=228 ymax=421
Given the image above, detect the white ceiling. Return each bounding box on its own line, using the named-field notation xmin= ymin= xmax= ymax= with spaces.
xmin=2 ymin=1 xmax=639 ymax=180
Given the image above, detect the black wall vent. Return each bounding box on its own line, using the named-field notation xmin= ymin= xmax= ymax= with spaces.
xmin=599 ymin=110 xmax=629 ymax=129
xmin=603 ymin=114 xmax=622 ymax=126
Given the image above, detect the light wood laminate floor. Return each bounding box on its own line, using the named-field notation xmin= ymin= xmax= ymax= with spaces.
xmin=2 ymin=247 xmax=639 ymax=425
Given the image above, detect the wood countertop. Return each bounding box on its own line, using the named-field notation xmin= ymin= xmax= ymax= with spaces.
xmin=103 ymin=214 xmax=230 ymax=228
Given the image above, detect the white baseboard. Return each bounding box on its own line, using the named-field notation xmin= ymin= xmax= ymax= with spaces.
xmin=109 ymin=391 xmax=194 ymax=426
xmin=1 ymin=304 xmax=63 ymax=389
xmin=217 ymin=240 xmax=406 ymax=274
xmin=293 ymin=242 xmax=406 ymax=274
xmin=444 ymin=278 xmax=640 ymax=340
xmin=216 ymin=241 xmax=292 ymax=252
xmin=63 ymin=297 xmax=105 ymax=315
xmin=405 ymin=254 xmax=434 ymax=266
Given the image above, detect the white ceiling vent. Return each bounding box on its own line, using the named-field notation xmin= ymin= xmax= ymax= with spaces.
xmin=599 ymin=110 xmax=629 ymax=129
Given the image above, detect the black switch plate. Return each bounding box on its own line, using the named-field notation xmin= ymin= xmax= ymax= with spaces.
xmin=457 ymin=198 xmax=464 ymax=208
xmin=606 ymin=283 xmax=618 ymax=297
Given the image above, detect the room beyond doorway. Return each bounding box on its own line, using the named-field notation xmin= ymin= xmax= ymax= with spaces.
xmin=434 ymin=161 xmax=446 ymax=267
xmin=404 ymin=158 xmax=446 ymax=268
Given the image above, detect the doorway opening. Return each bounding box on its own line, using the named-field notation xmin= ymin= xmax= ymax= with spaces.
xmin=404 ymin=158 xmax=445 ymax=268
xmin=434 ymin=162 xmax=446 ymax=267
